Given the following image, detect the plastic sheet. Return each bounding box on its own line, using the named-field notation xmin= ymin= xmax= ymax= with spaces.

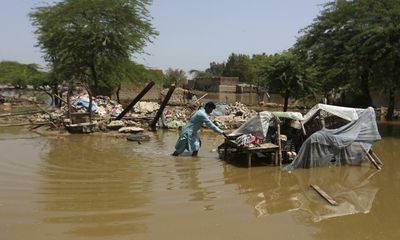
xmin=285 ymin=107 xmax=381 ymax=170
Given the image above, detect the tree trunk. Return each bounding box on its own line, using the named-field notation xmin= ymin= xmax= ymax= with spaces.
xmin=90 ymin=53 xmax=99 ymax=96
xmin=85 ymin=86 xmax=93 ymax=124
xmin=116 ymin=83 xmax=121 ymax=103
xmin=52 ymin=83 xmax=59 ymax=107
xmin=283 ymin=89 xmax=290 ymax=112
xmin=385 ymin=86 xmax=396 ymax=121
xmin=359 ymin=71 xmax=372 ymax=107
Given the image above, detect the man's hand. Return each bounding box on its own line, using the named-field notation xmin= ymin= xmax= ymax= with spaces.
xmin=222 ymin=132 xmax=229 ymax=139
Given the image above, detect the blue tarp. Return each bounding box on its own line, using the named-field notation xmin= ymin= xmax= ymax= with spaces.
xmin=73 ymin=99 xmax=98 ymax=113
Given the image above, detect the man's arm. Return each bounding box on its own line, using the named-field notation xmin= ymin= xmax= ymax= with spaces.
xmin=201 ymin=113 xmax=223 ymax=134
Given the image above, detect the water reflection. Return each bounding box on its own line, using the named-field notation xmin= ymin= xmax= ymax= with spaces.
xmin=378 ymin=121 xmax=400 ymax=138
xmin=223 ymin=164 xmax=379 ymax=223
xmin=39 ymin=135 xmax=151 ymax=237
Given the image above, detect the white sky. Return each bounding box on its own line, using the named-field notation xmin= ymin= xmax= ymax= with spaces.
xmin=0 ymin=0 xmax=329 ymax=73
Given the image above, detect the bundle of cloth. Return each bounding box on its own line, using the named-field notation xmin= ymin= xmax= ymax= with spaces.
xmin=235 ymin=134 xmax=261 ymax=147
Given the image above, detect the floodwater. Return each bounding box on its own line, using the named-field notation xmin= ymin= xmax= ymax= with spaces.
xmin=0 ymin=122 xmax=400 ymax=240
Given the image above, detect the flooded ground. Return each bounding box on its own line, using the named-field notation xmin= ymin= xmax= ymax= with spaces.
xmin=0 ymin=122 xmax=399 ymax=240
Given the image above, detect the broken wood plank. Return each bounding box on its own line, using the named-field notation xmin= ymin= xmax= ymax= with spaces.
xmin=310 ymin=184 xmax=338 ymax=206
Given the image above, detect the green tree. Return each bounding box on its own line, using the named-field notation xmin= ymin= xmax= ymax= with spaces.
xmin=30 ymin=0 xmax=158 ymax=96
xmin=223 ymin=53 xmax=256 ymax=83
xmin=190 ymin=61 xmax=225 ymax=79
xmin=262 ymin=51 xmax=317 ymax=112
xmin=0 ymin=61 xmax=47 ymax=88
xmin=251 ymin=53 xmax=273 ymax=88
xmin=207 ymin=62 xmax=225 ymax=76
xmin=110 ymin=61 xmax=164 ymax=102
xmin=295 ymin=0 xmax=400 ymax=119
xmin=164 ymin=68 xmax=188 ymax=88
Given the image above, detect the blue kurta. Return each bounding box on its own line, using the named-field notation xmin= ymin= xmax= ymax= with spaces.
xmin=175 ymin=107 xmax=223 ymax=153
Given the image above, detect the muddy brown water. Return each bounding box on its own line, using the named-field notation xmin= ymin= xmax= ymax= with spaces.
xmin=0 ymin=122 xmax=399 ymax=240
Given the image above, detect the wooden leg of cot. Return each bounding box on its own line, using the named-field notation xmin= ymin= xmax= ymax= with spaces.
xmin=224 ymin=141 xmax=228 ymax=160
xmin=247 ymin=152 xmax=251 ymax=168
xmin=363 ymin=148 xmax=381 ymax=170
xmin=369 ymin=149 xmax=383 ymax=166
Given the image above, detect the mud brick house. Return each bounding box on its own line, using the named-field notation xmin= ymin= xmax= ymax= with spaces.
xmin=193 ymin=77 xmax=239 ymax=92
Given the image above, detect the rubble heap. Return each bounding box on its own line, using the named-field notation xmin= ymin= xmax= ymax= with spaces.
xmin=17 ymin=88 xmax=258 ymax=133
xmin=212 ymin=102 xmax=257 ymax=130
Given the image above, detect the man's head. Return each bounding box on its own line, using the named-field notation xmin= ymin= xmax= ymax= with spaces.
xmin=204 ymin=101 xmax=216 ymax=114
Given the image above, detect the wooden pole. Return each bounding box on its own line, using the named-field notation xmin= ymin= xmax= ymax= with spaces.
xmin=363 ymin=148 xmax=381 ymax=170
xmin=311 ymin=184 xmax=338 ymax=206
xmin=67 ymin=86 xmax=72 ymax=122
xmin=149 ymin=84 xmax=175 ymax=131
xmin=370 ymin=149 xmax=383 ymax=166
xmin=276 ymin=117 xmax=282 ymax=166
xmin=115 ymin=81 xmax=155 ymax=120
xmin=195 ymin=93 xmax=208 ymax=104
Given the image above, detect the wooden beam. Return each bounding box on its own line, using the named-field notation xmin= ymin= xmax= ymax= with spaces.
xmin=149 ymin=84 xmax=175 ymax=131
xmin=311 ymin=184 xmax=338 ymax=206
xmin=115 ymin=81 xmax=155 ymax=120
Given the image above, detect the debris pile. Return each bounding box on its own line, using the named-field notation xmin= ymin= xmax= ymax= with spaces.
xmin=2 ymin=87 xmax=260 ymax=133
xmin=71 ymin=94 xmax=123 ymax=118
xmin=212 ymin=102 xmax=257 ymax=130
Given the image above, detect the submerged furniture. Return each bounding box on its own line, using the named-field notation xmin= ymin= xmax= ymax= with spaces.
xmin=222 ymin=139 xmax=280 ymax=167
xmin=220 ymin=111 xmax=304 ymax=167
xmin=243 ymin=142 xmax=280 ymax=167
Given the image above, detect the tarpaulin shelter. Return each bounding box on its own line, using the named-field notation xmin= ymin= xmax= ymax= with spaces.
xmin=219 ymin=111 xmax=304 ymax=167
xmin=230 ymin=111 xmax=304 ymax=139
xmin=302 ymin=104 xmax=365 ymax=137
xmin=285 ymin=106 xmax=381 ymax=170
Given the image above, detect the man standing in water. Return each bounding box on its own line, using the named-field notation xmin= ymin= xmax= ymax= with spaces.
xmin=172 ymin=101 xmax=227 ymax=156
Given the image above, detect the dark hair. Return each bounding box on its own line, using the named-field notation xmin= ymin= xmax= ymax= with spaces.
xmin=205 ymin=101 xmax=216 ymax=109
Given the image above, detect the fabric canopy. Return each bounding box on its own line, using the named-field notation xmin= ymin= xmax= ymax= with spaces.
xmin=285 ymin=107 xmax=381 ymax=170
xmin=230 ymin=111 xmax=304 ymax=139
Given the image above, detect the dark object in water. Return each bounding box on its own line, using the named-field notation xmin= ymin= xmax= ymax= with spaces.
xmin=127 ymin=133 xmax=150 ymax=142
